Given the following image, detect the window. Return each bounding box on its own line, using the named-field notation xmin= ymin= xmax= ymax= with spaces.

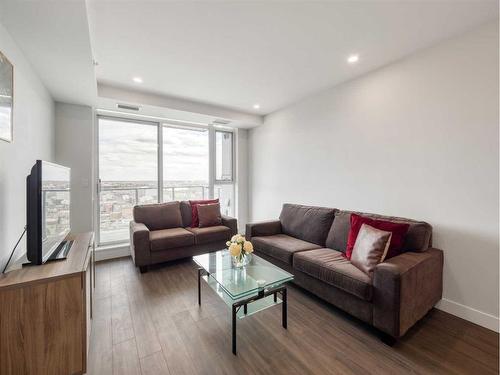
xmin=215 ymin=130 xmax=233 ymax=182
xmin=96 ymin=116 xmax=236 ymax=245
xmin=163 ymin=125 xmax=209 ymax=201
xmin=98 ymin=118 xmax=158 ymax=244
xmin=214 ymin=184 xmax=234 ymax=217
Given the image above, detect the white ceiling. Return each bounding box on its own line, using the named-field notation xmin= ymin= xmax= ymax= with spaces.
xmin=88 ymin=1 xmax=498 ymax=115
xmin=0 ymin=0 xmax=96 ymax=106
xmin=0 ymin=1 xmax=497 ymax=121
xmin=97 ymin=83 xmax=263 ymax=128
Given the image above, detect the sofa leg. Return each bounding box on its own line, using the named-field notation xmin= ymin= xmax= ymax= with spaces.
xmin=380 ymin=333 xmax=397 ymax=346
xmin=139 ymin=265 xmax=148 ymax=274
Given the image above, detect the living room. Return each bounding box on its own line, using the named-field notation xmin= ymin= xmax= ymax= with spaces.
xmin=0 ymin=1 xmax=498 ymax=374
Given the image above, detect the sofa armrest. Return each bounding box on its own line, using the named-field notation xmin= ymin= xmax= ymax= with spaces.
xmin=245 ymin=220 xmax=282 ymax=241
xmin=373 ymin=248 xmax=443 ymax=338
xmin=130 ymin=221 xmax=151 ymax=267
xmin=221 ymin=215 xmax=238 ymax=236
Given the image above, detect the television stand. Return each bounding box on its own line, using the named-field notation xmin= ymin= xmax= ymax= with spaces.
xmin=0 ymin=232 xmax=95 ymax=375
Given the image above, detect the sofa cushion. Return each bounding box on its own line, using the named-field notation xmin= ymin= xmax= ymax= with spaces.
xmin=150 ymin=228 xmax=195 ymax=251
xmin=189 ymin=199 xmax=219 ymax=227
xmin=293 ymin=248 xmax=373 ymax=301
xmin=346 ymin=214 xmax=409 ymax=260
xmin=197 ymin=203 xmax=222 ymax=228
xmin=325 ymin=211 xmax=351 ymax=252
xmin=253 ymin=234 xmax=321 ymax=265
xmin=350 ymin=224 xmax=392 ymax=276
xmin=180 ymin=201 xmax=193 ymax=227
xmin=187 ymin=225 xmax=232 ymax=245
xmin=133 ymin=202 xmax=183 ymax=231
xmin=325 ymin=210 xmax=432 ymax=253
xmin=279 ymin=204 xmax=336 ymax=246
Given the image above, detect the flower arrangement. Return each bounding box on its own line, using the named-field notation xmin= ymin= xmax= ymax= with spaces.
xmin=226 ymin=234 xmax=253 ymax=268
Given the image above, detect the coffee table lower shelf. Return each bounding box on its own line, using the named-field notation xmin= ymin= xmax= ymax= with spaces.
xmin=197 ymin=267 xmax=288 ymax=355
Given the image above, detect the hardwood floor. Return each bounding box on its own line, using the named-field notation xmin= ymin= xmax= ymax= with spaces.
xmin=87 ymin=257 xmax=499 ymax=375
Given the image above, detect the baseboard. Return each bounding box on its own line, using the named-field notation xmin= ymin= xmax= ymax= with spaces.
xmin=436 ymin=298 xmax=499 ymax=333
xmin=95 ymin=244 xmax=131 ymax=261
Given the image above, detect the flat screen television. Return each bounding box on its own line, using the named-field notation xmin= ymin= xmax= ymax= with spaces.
xmin=26 ymin=160 xmax=72 ymax=265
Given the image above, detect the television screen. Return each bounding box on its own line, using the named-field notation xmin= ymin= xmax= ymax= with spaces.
xmin=41 ymin=161 xmax=71 ymax=260
xmin=27 ymin=160 xmax=71 ymax=264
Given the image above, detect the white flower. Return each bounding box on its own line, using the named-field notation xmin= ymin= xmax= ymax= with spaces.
xmin=226 ymin=241 xmax=231 ymax=247
xmin=243 ymin=241 xmax=253 ymax=253
xmin=229 ymin=243 xmax=241 ymax=257
xmin=236 ymin=235 xmax=245 ymax=244
xmin=231 ymin=234 xmax=240 ymax=242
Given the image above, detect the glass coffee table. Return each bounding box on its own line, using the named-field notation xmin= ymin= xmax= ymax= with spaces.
xmin=193 ymin=250 xmax=294 ymax=355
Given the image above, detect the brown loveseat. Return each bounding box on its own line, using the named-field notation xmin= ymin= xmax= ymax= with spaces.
xmin=130 ymin=201 xmax=237 ymax=273
xmin=246 ymin=204 xmax=443 ymax=341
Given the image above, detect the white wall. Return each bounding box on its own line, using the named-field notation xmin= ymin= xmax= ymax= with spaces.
xmin=236 ymin=128 xmax=249 ymax=232
xmin=0 ymin=22 xmax=54 ymax=270
xmin=55 ymin=103 xmax=94 ymax=233
xmin=249 ymin=22 xmax=499 ymax=330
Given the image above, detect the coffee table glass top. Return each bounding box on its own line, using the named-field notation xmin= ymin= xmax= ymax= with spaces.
xmin=193 ymin=250 xmax=293 ymax=300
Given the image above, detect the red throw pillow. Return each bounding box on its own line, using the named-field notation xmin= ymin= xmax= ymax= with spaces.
xmin=346 ymin=213 xmax=410 ymax=260
xmin=189 ymin=199 xmax=219 ymax=227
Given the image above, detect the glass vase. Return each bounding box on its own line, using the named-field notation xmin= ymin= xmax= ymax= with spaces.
xmin=232 ymin=252 xmax=252 ymax=268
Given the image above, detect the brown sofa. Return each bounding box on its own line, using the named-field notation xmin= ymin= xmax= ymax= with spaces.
xmin=130 ymin=201 xmax=237 ymax=273
xmin=246 ymin=204 xmax=443 ymax=341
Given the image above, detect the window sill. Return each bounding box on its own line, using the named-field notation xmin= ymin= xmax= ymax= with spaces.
xmin=95 ymin=243 xmax=130 ymax=261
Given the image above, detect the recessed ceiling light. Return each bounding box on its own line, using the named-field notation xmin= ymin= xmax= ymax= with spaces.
xmin=133 ymin=77 xmax=143 ymax=83
xmin=347 ymin=54 xmax=359 ymax=64
xmin=253 ymin=104 xmax=260 ymax=109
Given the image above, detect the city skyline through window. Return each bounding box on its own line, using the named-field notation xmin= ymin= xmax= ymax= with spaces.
xmin=99 ymin=118 xmax=158 ymax=243
xmin=97 ymin=117 xmax=233 ymax=245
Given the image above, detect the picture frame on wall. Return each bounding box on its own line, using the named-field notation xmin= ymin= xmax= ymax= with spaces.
xmin=0 ymin=51 xmax=13 ymax=143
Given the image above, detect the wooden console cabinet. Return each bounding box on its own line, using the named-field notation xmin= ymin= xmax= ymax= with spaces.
xmin=0 ymin=232 xmax=94 ymax=375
